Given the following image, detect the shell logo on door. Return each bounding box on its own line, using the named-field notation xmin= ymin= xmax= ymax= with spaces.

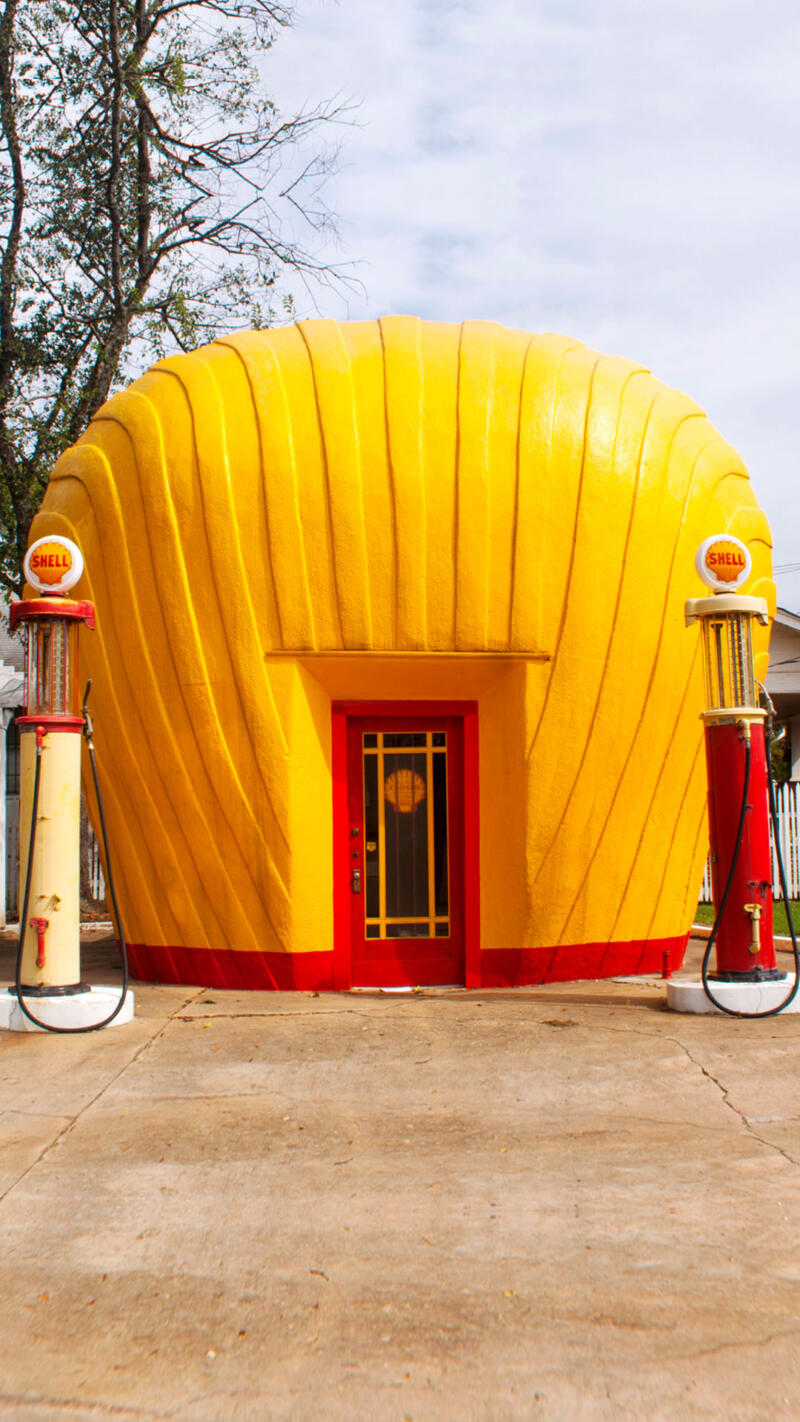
xmin=384 ymin=769 xmax=426 ymax=813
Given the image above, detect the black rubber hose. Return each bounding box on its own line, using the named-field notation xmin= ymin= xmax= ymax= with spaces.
xmin=701 ymin=733 xmax=800 ymax=1018
xmin=12 ymin=687 xmax=129 ymax=1033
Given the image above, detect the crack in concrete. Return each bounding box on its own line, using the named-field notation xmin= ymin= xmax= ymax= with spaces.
xmin=0 ymin=989 xmax=205 ymax=1205
xmin=1 ymin=1108 xmax=73 ymax=1122
xmin=175 ymin=1007 xmax=370 ymax=1021
xmin=674 ymin=1323 xmax=800 ymax=1362
xmin=174 ymin=998 xmax=669 ymax=1030
xmin=667 ymin=1035 xmax=800 ymax=1170
xmin=0 ymin=1392 xmax=161 ymax=1418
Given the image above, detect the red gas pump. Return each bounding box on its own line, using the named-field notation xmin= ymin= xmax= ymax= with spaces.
xmin=668 ymin=535 xmax=800 ymax=1015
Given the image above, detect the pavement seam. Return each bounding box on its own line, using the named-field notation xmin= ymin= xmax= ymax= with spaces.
xmin=0 ymin=989 xmax=204 ymax=1206
xmin=668 ymin=1035 xmax=800 ymax=1169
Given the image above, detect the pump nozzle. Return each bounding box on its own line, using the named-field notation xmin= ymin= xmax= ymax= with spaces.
xmin=82 ymin=679 xmax=94 ymax=747
xmin=758 ymin=680 xmax=786 ymax=749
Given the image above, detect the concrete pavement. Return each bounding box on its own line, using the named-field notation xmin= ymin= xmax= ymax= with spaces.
xmin=2 ymin=932 xmax=800 ymax=1420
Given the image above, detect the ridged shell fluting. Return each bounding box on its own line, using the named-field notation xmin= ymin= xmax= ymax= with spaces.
xmin=30 ymin=318 xmax=774 ymax=975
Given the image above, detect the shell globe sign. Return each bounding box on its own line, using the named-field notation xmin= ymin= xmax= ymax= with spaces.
xmin=24 ymin=535 xmax=84 ymax=595
xmin=28 ymin=319 xmax=775 ymax=991
xmin=695 ymin=534 xmax=752 ymax=592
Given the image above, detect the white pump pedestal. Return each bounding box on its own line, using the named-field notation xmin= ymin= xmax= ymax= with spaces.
xmin=667 ymin=975 xmax=800 ymax=1015
xmin=0 ymin=986 xmax=134 ymax=1032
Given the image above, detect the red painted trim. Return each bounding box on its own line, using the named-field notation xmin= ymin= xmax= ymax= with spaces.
xmin=479 ymin=934 xmax=689 ymax=986
xmin=463 ymin=705 xmax=481 ymax=988
xmin=333 ymin=700 xmax=478 ymax=718
xmin=331 ymin=705 xmax=352 ymax=990
xmin=125 ymin=934 xmax=688 ymax=991
xmin=334 ymin=702 xmax=475 ymax=988
xmin=10 ymin=598 xmax=94 ymax=629
xmin=17 ymin=715 xmax=85 ymax=733
xmin=333 ymin=699 xmax=483 ymax=989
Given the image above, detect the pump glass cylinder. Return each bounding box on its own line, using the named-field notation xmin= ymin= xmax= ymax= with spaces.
xmin=26 ymin=618 xmax=75 ymax=716
xmin=700 ymin=612 xmax=757 ymax=712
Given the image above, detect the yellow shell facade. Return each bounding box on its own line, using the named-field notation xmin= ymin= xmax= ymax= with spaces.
xmin=29 ymin=318 xmax=774 ymax=989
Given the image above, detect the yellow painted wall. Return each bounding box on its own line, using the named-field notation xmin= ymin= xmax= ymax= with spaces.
xmin=29 ymin=318 xmax=774 ymax=962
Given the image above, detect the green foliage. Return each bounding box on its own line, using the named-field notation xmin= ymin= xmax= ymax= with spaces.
xmin=0 ymin=0 xmax=347 ymax=592
xmin=695 ymin=899 xmax=800 ymax=936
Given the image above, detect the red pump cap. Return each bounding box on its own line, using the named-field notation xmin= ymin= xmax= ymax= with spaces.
xmin=9 ymin=598 xmax=95 ymax=630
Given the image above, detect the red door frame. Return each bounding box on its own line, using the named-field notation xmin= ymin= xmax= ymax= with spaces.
xmin=347 ymin=712 xmax=465 ymax=988
xmin=332 ymin=701 xmax=480 ymax=990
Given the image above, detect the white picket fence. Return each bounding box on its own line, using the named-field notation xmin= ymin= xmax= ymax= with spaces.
xmin=700 ymin=780 xmax=800 ymax=902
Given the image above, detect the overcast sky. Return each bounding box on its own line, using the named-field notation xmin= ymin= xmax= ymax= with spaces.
xmin=268 ymin=0 xmax=800 ymax=605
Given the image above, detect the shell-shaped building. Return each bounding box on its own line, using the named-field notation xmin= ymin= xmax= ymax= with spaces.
xmin=29 ymin=318 xmax=774 ymax=989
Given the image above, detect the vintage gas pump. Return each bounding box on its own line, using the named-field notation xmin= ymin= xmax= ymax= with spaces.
xmin=667 ymin=534 xmax=800 ymax=1015
xmin=0 ymin=535 xmax=133 ymax=1031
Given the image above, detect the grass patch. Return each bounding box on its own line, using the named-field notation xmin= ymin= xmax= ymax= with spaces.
xmin=696 ymin=900 xmax=800 ymax=935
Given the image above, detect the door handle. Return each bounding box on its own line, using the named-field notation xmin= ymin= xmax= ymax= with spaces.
xmin=351 ymin=869 xmax=361 ymax=894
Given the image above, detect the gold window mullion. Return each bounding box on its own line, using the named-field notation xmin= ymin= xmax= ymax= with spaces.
xmin=437 ymin=745 xmax=451 ymax=934
xmin=426 ymin=732 xmax=435 ymax=936
xmin=377 ymin=732 xmax=386 ymax=935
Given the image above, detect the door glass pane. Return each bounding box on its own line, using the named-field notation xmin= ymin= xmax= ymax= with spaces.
xmin=432 ymin=749 xmax=449 ymax=916
xmin=363 ymin=752 xmax=379 ymax=919
xmin=362 ymin=730 xmax=450 ymax=941
xmin=384 ymin=750 xmax=428 ymax=920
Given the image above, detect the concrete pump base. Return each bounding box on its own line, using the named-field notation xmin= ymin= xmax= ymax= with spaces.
xmin=0 ymin=984 xmax=134 ymax=1031
xmin=667 ymin=973 xmax=800 ymax=1014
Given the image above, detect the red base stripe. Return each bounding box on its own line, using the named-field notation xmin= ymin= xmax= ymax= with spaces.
xmin=126 ymin=934 xmax=688 ymax=991
xmin=479 ymin=935 xmax=688 ymax=986
xmin=126 ymin=942 xmax=335 ymax=991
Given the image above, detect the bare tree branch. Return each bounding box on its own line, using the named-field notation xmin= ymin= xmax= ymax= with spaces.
xmin=0 ymin=0 xmax=354 ymax=593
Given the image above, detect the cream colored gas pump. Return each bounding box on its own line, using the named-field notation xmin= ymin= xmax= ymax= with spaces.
xmin=0 ymin=535 xmax=133 ymax=1031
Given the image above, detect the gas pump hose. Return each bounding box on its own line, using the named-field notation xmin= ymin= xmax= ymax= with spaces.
xmin=701 ymin=721 xmax=800 ymax=1018
xmin=13 ymin=683 xmax=129 ymax=1033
